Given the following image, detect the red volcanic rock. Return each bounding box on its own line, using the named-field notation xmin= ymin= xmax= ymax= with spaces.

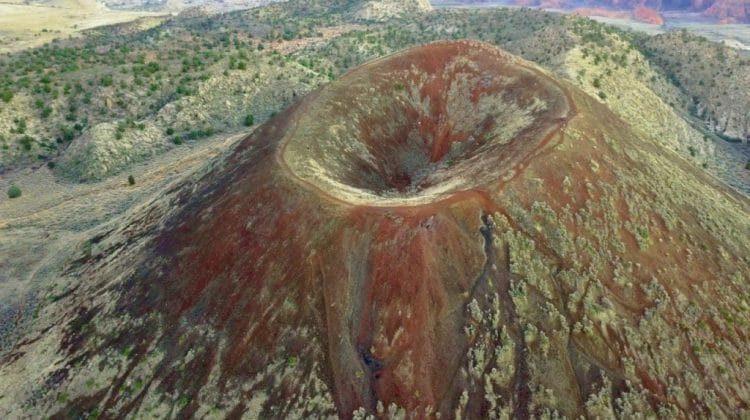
xmin=704 ymin=0 xmax=750 ymax=23
xmin=9 ymin=41 xmax=749 ymax=418
xmin=633 ymin=5 xmax=665 ymax=24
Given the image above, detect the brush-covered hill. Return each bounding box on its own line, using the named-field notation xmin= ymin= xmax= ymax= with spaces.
xmin=1 ymin=41 xmax=748 ymax=419
xmin=639 ymin=29 xmax=750 ymax=142
xmin=1 ymin=2 xmax=747 ymax=193
xmin=354 ymin=0 xmax=432 ymax=20
xmin=283 ymin=0 xmax=432 ymax=21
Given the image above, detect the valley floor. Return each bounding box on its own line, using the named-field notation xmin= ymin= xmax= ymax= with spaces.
xmin=0 ymin=3 xmax=165 ymax=53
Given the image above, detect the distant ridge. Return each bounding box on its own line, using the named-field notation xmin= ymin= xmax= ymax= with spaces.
xmin=433 ymin=0 xmax=750 ymax=23
xmin=285 ymin=0 xmax=432 ymax=19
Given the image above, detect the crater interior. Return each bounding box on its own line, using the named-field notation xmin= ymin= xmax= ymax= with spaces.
xmin=282 ymin=41 xmax=573 ymax=206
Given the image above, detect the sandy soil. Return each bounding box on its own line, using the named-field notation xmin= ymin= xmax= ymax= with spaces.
xmin=0 ymin=1 xmax=165 ymax=53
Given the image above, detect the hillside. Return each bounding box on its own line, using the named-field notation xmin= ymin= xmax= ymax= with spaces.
xmin=3 ymin=5 xmax=748 ymax=192
xmin=638 ymin=29 xmax=750 ymax=141
xmin=1 ymin=41 xmax=749 ymax=418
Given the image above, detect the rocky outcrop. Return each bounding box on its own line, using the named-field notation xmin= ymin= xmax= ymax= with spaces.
xmin=704 ymin=0 xmax=750 ymax=23
xmin=633 ymin=5 xmax=665 ymax=24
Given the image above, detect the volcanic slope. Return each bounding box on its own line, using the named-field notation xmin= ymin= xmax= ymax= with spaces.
xmin=1 ymin=41 xmax=750 ymax=418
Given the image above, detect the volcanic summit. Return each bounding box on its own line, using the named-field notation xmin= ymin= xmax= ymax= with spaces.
xmin=283 ymin=43 xmax=571 ymax=206
xmin=1 ymin=41 xmax=749 ymax=418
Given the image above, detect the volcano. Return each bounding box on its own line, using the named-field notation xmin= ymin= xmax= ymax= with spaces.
xmin=1 ymin=41 xmax=749 ymax=418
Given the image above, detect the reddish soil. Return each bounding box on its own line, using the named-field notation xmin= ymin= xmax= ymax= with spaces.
xmin=43 ymin=41 xmax=750 ymax=418
xmin=103 ymin=41 xmax=578 ymax=417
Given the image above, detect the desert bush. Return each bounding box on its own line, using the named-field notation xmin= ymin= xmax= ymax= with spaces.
xmin=13 ymin=118 xmax=27 ymax=134
xmin=19 ymin=135 xmax=34 ymax=151
xmin=0 ymin=89 xmax=12 ymax=103
xmin=7 ymin=184 xmax=21 ymax=199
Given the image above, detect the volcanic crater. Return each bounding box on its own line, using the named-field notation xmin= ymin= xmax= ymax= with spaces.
xmin=8 ymin=40 xmax=749 ymax=419
xmin=282 ymin=41 xmax=573 ymax=205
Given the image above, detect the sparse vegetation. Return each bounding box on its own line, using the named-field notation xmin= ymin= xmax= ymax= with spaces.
xmin=638 ymin=31 xmax=750 ymax=141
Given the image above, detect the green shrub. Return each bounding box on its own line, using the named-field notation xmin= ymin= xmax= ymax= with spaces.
xmin=128 ymin=175 xmax=135 ymax=185
xmin=746 ymin=160 xmax=750 ymax=170
xmin=244 ymin=114 xmax=254 ymax=127
xmin=61 ymin=127 xmax=75 ymax=142
xmin=0 ymin=89 xmax=12 ymax=103
xmin=19 ymin=135 xmax=34 ymax=151
xmin=7 ymin=184 xmax=21 ymax=199
xmin=13 ymin=118 xmax=27 ymax=134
